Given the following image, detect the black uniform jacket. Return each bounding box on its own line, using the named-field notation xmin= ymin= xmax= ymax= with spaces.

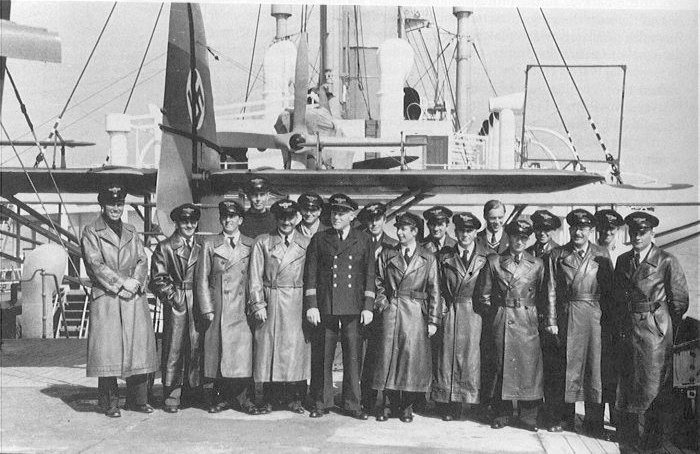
xmin=304 ymin=227 xmax=376 ymax=315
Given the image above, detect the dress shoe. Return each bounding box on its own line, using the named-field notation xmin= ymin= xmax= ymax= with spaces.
xmin=548 ymin=423 xmax=564 ymax=433
xmin=517 ymin=420 xmax=538 ymax=432
xmin=309 ymin=409 xmax=328 ymax=418
xmin=288 ymin=401 xmax=305 ymax=414
xmin=105 ymin=407 xmax=121 ymax=418
xmin=208 ymin=402 xmax=229 ymax=414
xmin=491 ymin=417 xmax=509 ymax=429
xmin=442 ymin=414 xmax=454 ymax=422
xmin=376 ymin=414 xmax=388 ymax=422
xmin=350 ymin=410 xmax=368 ymax=420
xmin=243 ymin=405 xmax=261 ymax=415
xmin=163 ymin=406 xmax=179 ymax=414
xmin=400 ymin=415 xmax=414 ymax=423
xmin=127 ymin=404 xmax=154 ymax=414
xmin=258 ymin=403 xmax=273 ymax=414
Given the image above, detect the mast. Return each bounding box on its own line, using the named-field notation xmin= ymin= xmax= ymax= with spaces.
xmin=271 ymin=4 xmax=292 ymax=40
xmin=453 ymin=7 xmax=473 ymax=132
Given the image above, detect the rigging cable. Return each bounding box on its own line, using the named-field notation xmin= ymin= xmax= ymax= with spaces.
xmin=243 ymin=4 xmax=262 ymax=111
xmin=431 ymin=8 xmax=458 ymax=131
xmin=472 ymin=41 xmax=498 ymax=97
xmin=539 ymin=8 xmax=621 ymax=183
xmin=35 ymin=2 xmax=117 ymax=168
xmin=0 ymin=122 xmax=89 ymax=296
xmin=352 ymin=6 xmax=372 ymax=119
xmin=516 ymin=8 xmax=585 ymax=171
xmin=4 ymin=67 xmax=86 ymax=241
xmin=123 ymin=2 xmax=164 ymax=114
xmin=417 ymin=29 xmax=440 ymax=107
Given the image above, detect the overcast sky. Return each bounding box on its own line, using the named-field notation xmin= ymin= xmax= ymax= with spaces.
xmin=1 ymin=1 xmax=697 ymax=191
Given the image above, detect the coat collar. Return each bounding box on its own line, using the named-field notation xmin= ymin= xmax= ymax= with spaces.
xmin=213 ymin=232 xmax=251 ymax=266
xmin=634 ymin=243 xmax=660 ymax=280
xmin=94 ymin=215 xmax=134 ymax=249
xmin=499 ymin=250 xmax=535 ymax=283
xmin=321 ymin=227 xmax=360 ymax=255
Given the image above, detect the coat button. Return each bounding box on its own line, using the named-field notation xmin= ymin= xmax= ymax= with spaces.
xmin=348 ymin=274 xmax=352 ymax=278
xmin=349 ymin=255 xmax=352 ymax=259
xmin=508 ymin=320 xmax=514 ymax=325
xmin=348 ymin=284 xmax=352 ymax=288
xmin=334 ymin=265 xmax=338 ymax=269
xmin=333 ymin=283 xmax=337 ymax=288
xmin=334 ymin=256 xmax=338 ymax=260
xmin=334 ymin=274 xmax=337 ymax=278
xmin=348 ymin=265 xmax=352 ymax=269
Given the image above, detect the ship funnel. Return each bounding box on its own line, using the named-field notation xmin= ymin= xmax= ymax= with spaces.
xmin=377 ymin=38 xmax=414 ymax=137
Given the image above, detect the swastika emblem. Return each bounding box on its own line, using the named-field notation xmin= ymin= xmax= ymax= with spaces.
xmin=186 ymin=68 xmax=205 ymax=130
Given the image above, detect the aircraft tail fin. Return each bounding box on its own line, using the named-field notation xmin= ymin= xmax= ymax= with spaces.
xmin=157 ymin=3 xmax=220 ymax=235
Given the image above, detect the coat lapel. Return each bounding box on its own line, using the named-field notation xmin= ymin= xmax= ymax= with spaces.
xmin=278 ymin=234 xmax=306 ymax=272
xmin=213 ymin=234 xmax=234 ymax=265
xmin=187 ymin=240 xmax=200 ymax=269
xmin=511 ymin=253 xmax=534 ymax=283
xmin=335 ymin=228 xmax=359 ymax=256
xmin=387 ymin=248 xmax=406 ymax=275
xmin=401 ymin=247 xmax=427 ymax=284
xmin=119 ymin=224 xmax=134 ymax=250
xmin=94 ymin=216 xmax=120 ymax=247
xmin=634 ymin=245 xmax=659 ymax=280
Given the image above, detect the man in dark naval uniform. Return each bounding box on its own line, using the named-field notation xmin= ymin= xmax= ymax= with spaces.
xmin=543 ymin=209 xmax=614 ymax=436
xmin=304 ymin=193 xmax=376 ymax=420
xmin=150 ymin=204 xmax=204 ymax=413
xmin=357 ymin=202 xmax=398 ymax=414
xmin=240 ymin=177 xmax=276 ymax=239
xmin=296 ymin=192 xmax=328 ymax=238
xmin=422 ymin=205 xmax=456 ymax=253
xmin=432 ymin=212 xmax=490 ymax=421
xmin=613 ymin=212 xmax=688 ymax=450
xmin=526 ymin=209 xmax=561 ymax=258
xmin=476 ymin=199 xmax=509 ymax=254
xmin=475 ymin=219 xmax=545 ymax=432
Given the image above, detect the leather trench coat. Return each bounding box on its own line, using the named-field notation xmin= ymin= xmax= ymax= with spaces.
xmin=150 ymin=232 xmax=203 ymax=388
xmin=248 ymin=231 xmax=311 ymax=383
xmin=613 ymin=244 xmax=688 ymax=413
xmin=372 ymin=244 xmax=441 ymax=393
xmin=196 ymin=233 xmax=255 ymax=379
xmin=431 ymin=243 xmax=490 ymax=404
xmin=81 ymin=216 xmax=158 ymax=378
xmin=544 ymin=242 xmax=614 ymax=403
xmin=475 ymin=251 xmax=545 ymax=401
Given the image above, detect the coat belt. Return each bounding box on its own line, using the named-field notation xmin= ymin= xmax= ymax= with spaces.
xmin=628 ymin=301 xmax=661 ymax=313
xmin=263 ymin=283 xmax=303 ymax=289
xmin=448 ymin=295 xmax=473 ymax=304
xmin=565 ymin=293 xmax=600 ymax=302
xmin=498 ymin=297 xmax=535 ymax=308
xmin=393 ymin=290 xmax=427 ymax=300
xmin=174 ymin=281 xmax=193 ymax=290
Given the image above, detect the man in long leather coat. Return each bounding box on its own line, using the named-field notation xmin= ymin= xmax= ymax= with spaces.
xmin=432 ymin=212 xmax=489 ymax=421
xmin=81 ymin=185 xmax=158 ymax=418
xmin=150 ymin=203 xmax=204 ymax=413
xmin=613 ymin=212 xmax=688 ymax=449
xmin=196 ymin=201 xmax=260 ymax=415
xmin=372 ymin=212 xmax=440 ymax=423
xmin=357 ymin=202 xmax=398 ymax=414
xmin=249 ymin=200 xmax=311 ymax=414
xmin=543 ymin=209 xmax=614 ymax=436
xmin=526 ymin=209 xmax=561 ymax=258
xmin=296 ymin=192 xmax=328 ymax=238
xmin=475 ymin=219 xmax=545 ymax=432
xmin=304 ymin=193 xmax=376 ymax=420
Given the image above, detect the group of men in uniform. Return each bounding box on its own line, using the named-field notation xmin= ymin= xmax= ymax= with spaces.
xmin=82 ymin=180 xmax=688 ymax=450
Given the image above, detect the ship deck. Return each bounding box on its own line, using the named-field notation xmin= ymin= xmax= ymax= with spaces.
xmin=1 ymin=339 xmax=696 ymax=454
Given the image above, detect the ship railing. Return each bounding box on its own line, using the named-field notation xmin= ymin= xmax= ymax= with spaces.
xmin=448 ymin=132 xmax=486 ymax=169
xmin=216 ymin=95 xmax=294 ymax=121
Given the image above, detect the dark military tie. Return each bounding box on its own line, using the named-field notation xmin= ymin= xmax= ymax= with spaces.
xmin=632 ymin=251 xmax=640 ymax=270
xmin=578 ymin=248 xmax=585 ymax=259
xmin=229 ymin=237 xmax=236 ymax=249
xmin=404 ymin=248 xmax=412 ymax=265
xmin=514 ymin=254 xmax=521 ymax=264
xmin=337 ymin=230 xmax=344 ymax=242
xmin=284 ymin=235 xmax=290 ymax=247
xmin=462 ymin=249 xmax=470 ymax=267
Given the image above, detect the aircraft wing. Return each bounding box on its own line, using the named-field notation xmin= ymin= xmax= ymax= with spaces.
xmin=0 ymin=167 xmax=157 ymax=197
xmin=207 ymin=169 xmax=604 ymax=196
xmin=0 ymin=19 xmax=61 ymax=63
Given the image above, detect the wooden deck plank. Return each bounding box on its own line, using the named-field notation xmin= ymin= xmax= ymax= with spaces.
xmin=563 ymin=434 xmax=595 ymax=454
xmin=537 ymin=433 xmax=576 ymax=454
